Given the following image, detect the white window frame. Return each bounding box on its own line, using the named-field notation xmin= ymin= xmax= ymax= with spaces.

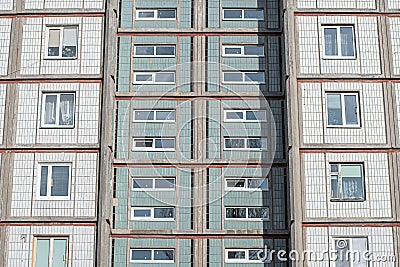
xmin=134 ymin=45 xmax=176 ymax=58
xmin=130 ymin=249 xmax=175 ymax=263
xmin=322 ymin=25 xmax=356 ymax=59
xmin=225 ymin=207 xmax=270 ymax=221
xmin=132 ymin=138 xmax=176 ymax=151
xmin=225 ymin=248 xmax=265 ymax=263
xmin=222 ymin=72 xmax=265 ymax=84
xmin=41 ymin=92 xmax=76 ymax=128
xmin=37 ymin=163 xmax=72 ymax=200
xmin=222 ymin=9 xmax=265 ymax=21
xmin=131 ymin=207 xmax=175 ymax=221
xmin=331 ymin=237 xmax=369 ymax=267
xmin=132 ymin=177 xmax=176 ymax=191
xmin=222 ymin=45 xmax=265 ymax=57
xmin=45 ymin=26 xmax=78 ymax=60
xmin=223 ymin=137 xmax=267 ymax=151
xmin=225 ymin=177 xmax=269 ymax=191
xmin=135 ymin=9 xmax=177 ymax=20
xmin=330 ymin=163 xmax=365 ymax=201
xmin=133 ymin=110 xmax=176 ymax=122
xmin=133 ymin=72 xmax=176 ymax=84
xmin=223 ymin=110 xmax=267 ymax=122
xmin=33 ymin=236 xmax=69 ymax=267
xmin=326 ymin=92 xmax=360 ymax=128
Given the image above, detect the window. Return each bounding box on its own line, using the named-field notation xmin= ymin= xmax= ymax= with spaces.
xmin=132 ymin=138 xmax=175 ymax=151
xmin=130 ymin=249 xmax=175 ymax=263
xmin=33 ymin=237 xmax=68 ymax=267
xmin=225 ymin=249 xmax=266 ymax=263
xmin=224 ymin=138 xmax=267 ymax=150
xmin=131 ymin=207 xmax=175 ymax=221
xmin=136 ymin=9 xmax=177 ymax=20
xmin=224 ymin=110 xmax=266 ymax=122
xmin=326 ymin=93 xmax=360 ymax=127
xmin=134 ymin=110 xmax=176 ymax=122
xmin=222 ymin=45 xmax=264 ymax=57
xmin=38 ymin=164 xmax=71 ymax=200
xmin=223 ymin=72 xmax=265 ymax=84
xmin=322 ymin=25 xmax=355 ymax=58
xmin=330 ymin=163 xmax=364 ymax=201
xmin=132 ymin=177 xmax=175 ymax=191
xmin=223 ymin=9 xmax=264 ymax=20
xmin=134 ymin=45 xmax=176 ymax=57
xmin=225 ymin=178 xmax=268 ymax=191
xmin=134 ymin=72 xmax=175 ymax=84
xmin=46 ymin=26 xmax=78 ymax=59
xmin=41 ymin=93 xmax=75 ymax=127
xmin=333 ymin=238 xmax=369 ymax=267
xmin=225 ymin=207 xmax=270 ymax=221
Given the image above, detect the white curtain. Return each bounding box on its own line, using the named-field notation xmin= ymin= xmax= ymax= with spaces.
xmin=44 ymin=96 xmax=56 ymax=124
xmin=59 ymin=95 xmax=74 ymax=125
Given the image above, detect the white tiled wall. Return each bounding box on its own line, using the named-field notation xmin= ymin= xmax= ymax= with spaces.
xmin=0 ymin=18 xmax=11 ymax=76
xmin=389 ymin=18 xmax=400 ymax=76
xmin=7 ymin=225 xmax=95 ymax=267
xmin=20 ymin=17 xmax=103 ymax=76
xmin=297 ymin=16 xmax=381 ymax=75
xmin=25 ymin=0 xmax=103 ymax=9
xmin=0 ymin=84 xmax=6 ymax=145
xmin=304 ymin=153 xmax=392 ymax=219
xmin=16 ymin=83 xmax=100 ymax=145
xmin=0 ymin=0 xmax=13 ymax=10
xmin=10 ymin=152 xmax=98 ymax=218
xmin=388 ymin=0 xmax=400 ymax=10
xmin=297 ymin=0 xmax=376 ymax=9
xmin=301 ymin=82 xmax=387 ymax=144
xmin=306 ymin=227 xmax=395 ymax=267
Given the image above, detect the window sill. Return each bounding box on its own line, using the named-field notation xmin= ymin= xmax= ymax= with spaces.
xmin=330 ymin=198 xmax=365 ymax=202
xmin=322 ymin=56 xmax=357 ymax=60
xmin=40 ymin=125 xmax=75 ymax=129
xmin=44 ymin=57 xmax=78 ymax=60
xmin=326 ymin=125 xmax=361 ymax=129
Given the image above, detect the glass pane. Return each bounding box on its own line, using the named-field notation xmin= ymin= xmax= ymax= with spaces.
xmin=340 ymin=27 xmax=355 ymax=57
xmin=135 ymin=111 xmax=154 ymax=121
xmin=138 ymin=11 xmax=154 ymax=18
xmin=342 ymin=177 xmax=363 ymax=199
xmin=331 ymin=164 xmax=339 ymax=173
xmin=135 ymin=74 xmax=153 ymax=82
xmin=154 ymin=250 xmax=174 ymax=260
xmin=225 ymin=139 xmax=245 ymax=149
xmin=131 ymin=250 xmax=152 ymax=260
xmin=248 ymin=208 xmax=269 ymax=219
xmin=156 ymin=46 xmax=175 ymax=56
xmin=228 ymin=251 xmax=245 ymax=259
xmin=244 ymin=10 xmax=264 ymax=19
xmin=327 ymin=94 xmax=343 ymax=125
xmin=226 ymin=111 xmax=243 ymax=120
xmin=133 ymin=209 xmax=151 ymax=217
xmin=155 ymin=139 xmax=175 ymax=149
xmin=154 ymin=208 xmax=174 ymax=218
xmin=324 ymin=28 xmax=338 ymax=56
xmin=59 ymin=94 xmax=74 ymax=126
xmin=40 ymin=166 xmax=48 ymax=196
xmin=133 ymin=179 xmax=153 ymax=189
xmin=249 ymin=250 xmax=263 ymax=261
xmin=226 ymin=179 xmax=245 ymax=188
xmin=158 ymin=10 xmax=176 ymax=19
xmin=62 ymin=28 xmax=77 ymax=58
xmin=51 ymin=166 xmax=70 ymax=197
xmin=246 ymin=110 xmax=266 ymax=121
xmin=155 ymin=73 xmax=175 ymax=83
xmin=341 ymin=165 xmax=362 ymax=177
xmin=248 ymin=178 xmax=268 ymax=190
xmin=225 ymin=47 xmax=241 ymax=55
xmin=226 ymin=208 xmax=246 ymax=218
xmin=136 ymin=46 xmax=154 ymax=55
xmin=344 ymin=95 xmax=358 ymax=125
xmin=224 ymin=10 xmax=242 ymax=19
xmin=155 ymin=179 xmax=175 ymax=189
xmin=52 ymin=239 xmax=67 ymax=267
xmin=331 ymin=175 xmax=339 ymax=198
xmin=135 ymin=139 xmax=153 ymax=148
xmin=244 ymin=72 xmax=265 ymax=83
xmin=44 ymin=95 xmax=57 ymax=125
xmin=244 ymin=46 xmax=264 ymax=56
xmin=247 ymin=138 xmax=262 ymax=148
xmin=224 ymin=72 xmax=243 ymax=82
xmin=156 ymin=110 xmax=175 ymax=121
xmin=36 ymin=239 xmax=50 ymax=267
xmin=335 ymin=239 xmax=351 ymax=267
xmin=48 ymin=29 xmax=60 ymax=56
xmin=352 ymin=238 xmax=368 ymax=267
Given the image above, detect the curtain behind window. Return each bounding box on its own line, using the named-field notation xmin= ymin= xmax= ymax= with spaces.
xmin=324 ymin=28 xmax=338 ymax=56
xmin=59 ymin=94 xmax=74 ymax=125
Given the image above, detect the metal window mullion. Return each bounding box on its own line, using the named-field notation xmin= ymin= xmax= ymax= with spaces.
xmin=59 ymin=27 xmax=64 ymax=58
xmin=48 ymin=238 xmax=54 ymax=267
xmin=55 ymin=94 xmax=61 ymax=126
xmin=47 ymin=165 xmax=53 ymax=197
xmin=337 ymin=27 xmax=342 ymax=57
xmin=340 ymin=94 xmax=347 ymax=126
xmin=240 ymin=46 xmax=245 ymax=56
xmin=338 ymin=164 xmax=343 ymax=199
